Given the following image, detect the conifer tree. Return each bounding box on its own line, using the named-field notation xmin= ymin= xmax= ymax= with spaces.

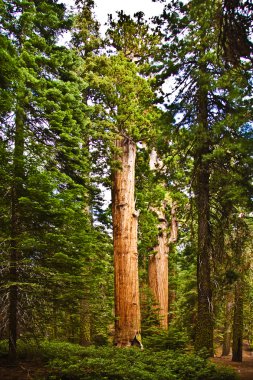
xmin=82 ymin=44 xmax=156 ymax=345
xmin=153 ymin=0 xmax=253 ymax=354
xmin=0 ymin=0 xmax=94 ymax=360
xmin=106 ymin=11 xmax=172 ymax=334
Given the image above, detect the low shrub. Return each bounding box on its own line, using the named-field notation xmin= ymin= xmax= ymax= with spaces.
xmin=40 ymin=342 xmax=238 ymax=380
xmin=0 ymin=339 xmax=8 ymax=358
xmin=0 ymin=339 xmax=238 ymax=380
xmin=143 ymin=327 xmax=188 ymax=351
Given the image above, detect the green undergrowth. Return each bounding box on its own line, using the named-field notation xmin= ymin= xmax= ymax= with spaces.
xmin=142 ymin=327 xmax=189 ymax=351
xmin=0 ymin=340 xmax=238 ymax=380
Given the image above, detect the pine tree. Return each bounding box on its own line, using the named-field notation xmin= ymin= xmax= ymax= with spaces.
xmin=153 ymin=0 xmax=253 ymax=355
xmin=0 ymin=0 xmax=94 ymax=360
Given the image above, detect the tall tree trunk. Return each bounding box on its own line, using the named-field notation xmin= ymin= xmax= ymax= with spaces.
xmin=147 ymin=150 xmax=168 ymax=329
xmin=148 ymin=151 xmax=178 ymax=329
xmin=194 ymin=157 xmax=213 ymax=355
xmin=232 ymin=279 xmax=244 ymax=362
xmin=231 ymin=219 xmax=246 ymax=362
xmin=79 ymin=200 xmax=92 ymax=346
xmin=194 ymin=83 xmax=213 ymax=356
xmin=112 ymin=137 xmax=141 ymax=347
xmin=79 ymin=297 xmax=91 ymax=345
xmin=9 ymin=94 xmax=25 ymax=362
xmin=148 ymin=149 xmax=168 ymax=328
xmin=168 ymin=201 xmax=178 ymax=323
xmin=148 ymin=207 xmax=169 ymax=329
xmin=222 ymin=292 xmax=234 ymax=356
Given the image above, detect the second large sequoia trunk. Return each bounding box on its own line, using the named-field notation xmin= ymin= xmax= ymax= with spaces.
xmin=112 ymin=138 xmax=141 ymax=347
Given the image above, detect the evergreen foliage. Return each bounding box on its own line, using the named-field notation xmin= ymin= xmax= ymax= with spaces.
xmin=0 ymin=340 xmax=239 ymax=380
xmin=0 ymin=0 xmax=252 ymax=375
xmin=0 ymin=0 xmax=113 ymax=358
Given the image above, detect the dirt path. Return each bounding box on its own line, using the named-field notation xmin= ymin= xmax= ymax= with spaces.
xmin=212 ymin=343 xmax=253 ymax=380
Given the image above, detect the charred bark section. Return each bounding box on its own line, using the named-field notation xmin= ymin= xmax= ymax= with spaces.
xmin=112 ymin=138 xmax=141 ymax=347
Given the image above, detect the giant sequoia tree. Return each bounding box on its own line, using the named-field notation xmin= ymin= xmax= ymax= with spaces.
xmin=83 ymin=47 xmax=157 ymax=345
xmin=106 ymin=12 xmax=173 ymax=332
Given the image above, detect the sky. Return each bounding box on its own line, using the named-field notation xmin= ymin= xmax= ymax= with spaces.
xmin=94 ymin=0 xmax=164 ymax=23
xmin=64 ymin=0 xmax=164 ymax=26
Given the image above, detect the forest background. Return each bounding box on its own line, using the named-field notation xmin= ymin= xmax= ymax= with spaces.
xmin=0 ymin=0 xmax=252 ymax=379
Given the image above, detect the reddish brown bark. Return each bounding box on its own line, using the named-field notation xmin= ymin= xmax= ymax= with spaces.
xmin=148 ymin=151 xmax=178 ymax=329
xmin=112 ymin=138 xmax=141 ymax=347
xmin=148 ymin=201 xmax=179 ymax=329
xmin=148 ymin=206 xmax=169 ymax=329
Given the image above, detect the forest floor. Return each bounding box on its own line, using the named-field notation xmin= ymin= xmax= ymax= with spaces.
xmin=1 ymin=344 xmax=253 ymax=380
xmin=0 ymin=359 xmax=49 ymax=380
xmin=212 ymin=342 xmax=253 ymax=380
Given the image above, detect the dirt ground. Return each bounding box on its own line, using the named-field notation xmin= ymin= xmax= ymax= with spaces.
xmin=212 ymin=343 xmax=253 ymax=380
xmin=0 ymin=359 xmax=48 ymax=380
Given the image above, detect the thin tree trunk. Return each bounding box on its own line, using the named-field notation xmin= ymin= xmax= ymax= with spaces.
xmin=222 ymin=292 xmax=234 ymax=356
xmin=168 ymin=201 xmax=178 ymax=322
xmin=112 ymin=137 xmax=141 ymax=347
xmin=194 ymin=82 xmax=213 ymax=356
xmin=79 ymin=297 xmax=91 ymax=345
xmin=232 ymin=279 xmax=244 ymax=362
xmin=194 ymin=157 xmax=213 ymax=355
xmin=79 ymin=200 xmax=92 ymax=346
xmin=9 ymin=94 xmax=25 ymax=362
xmin=231 ymin=219 xmax=246 ymax=362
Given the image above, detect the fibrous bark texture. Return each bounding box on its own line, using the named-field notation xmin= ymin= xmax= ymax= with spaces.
xmin=148 ymin=150 xmax=169 ymax=329
xmin=112 ymin=138 xmax=141 ymax=347
xmin=194 ymin=83 xmax=213 ymax=356
xmin=148 ymin=206 xmax=169 ymax=329
xmin=148 ymin=151 xmax=178 ymax=329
